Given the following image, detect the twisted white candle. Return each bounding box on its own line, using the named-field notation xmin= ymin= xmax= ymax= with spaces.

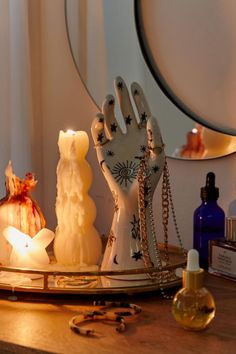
xmin=54 ymin=130 xmax=102 ymax=266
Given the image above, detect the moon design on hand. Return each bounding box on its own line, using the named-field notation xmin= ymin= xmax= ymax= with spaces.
xmin=113 ymin=255 xmax=119 ymax=265
xmin=100 ymin=160 xmax=106 ymax=172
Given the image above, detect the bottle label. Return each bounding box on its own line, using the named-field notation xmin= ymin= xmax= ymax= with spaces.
xmin=211 ymin=245 xmax=236 ymax=276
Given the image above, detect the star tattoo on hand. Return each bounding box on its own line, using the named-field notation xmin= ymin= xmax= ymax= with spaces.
xmin=152 ymin=165 xmax=160 ymax=173
xmin=106 ymin=150 xmax=115 ymax=157
xmin=130 ymin=214 xmax=140 ymax=240
xmin=108 ymin=230 xmax=116 ymax=247
xmin=97 ymin=133 xmax=104 ymax=143
xmin=110 ymin=123 xmax=118 ymax=132
xmin=132 ymin=250 xmax=142 ymax=261
xmin=140 ymin=112 xmax=147 ymax=124
xmin=125 ymin=115 xmax=132 ymax=125
xmin=140 ymin=145 xmax=146 ymax=153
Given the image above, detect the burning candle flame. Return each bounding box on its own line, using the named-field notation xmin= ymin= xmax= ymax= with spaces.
xmin=66 ymin=129 xmax=76 ymax=135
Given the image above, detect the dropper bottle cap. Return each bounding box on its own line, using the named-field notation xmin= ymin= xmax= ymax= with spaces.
xmin=183 ymin=249 xmax=204 ymax=289
xmin=201 ymin=172 xmax=219 ymax=201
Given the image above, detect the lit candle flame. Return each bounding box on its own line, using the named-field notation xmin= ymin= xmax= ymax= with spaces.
xmin=66 ymin=129 xmax=76 ymax=135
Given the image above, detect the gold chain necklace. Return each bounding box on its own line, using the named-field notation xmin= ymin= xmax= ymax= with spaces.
xmin=137 ymin=153 xmax=186 ymax=297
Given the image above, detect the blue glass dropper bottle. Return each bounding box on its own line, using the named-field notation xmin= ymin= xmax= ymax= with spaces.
xmin=193 ymin=172 xmax=225 ymax=269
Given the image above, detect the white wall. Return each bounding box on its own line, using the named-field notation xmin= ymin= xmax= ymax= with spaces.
xmin=40 ymin=0 xmax=236 ymax=250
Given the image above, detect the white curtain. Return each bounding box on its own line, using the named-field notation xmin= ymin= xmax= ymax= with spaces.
xmin=0 ymin=0 xmax=41 ymax=198
xmin=66 ymin=0 xmax=108 ymax=104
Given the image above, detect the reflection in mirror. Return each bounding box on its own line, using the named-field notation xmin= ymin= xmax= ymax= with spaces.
xmin=173 ymin=124 xmax=236 ymax=159
xmin=65 ymin=0 xmax=236 ymax=159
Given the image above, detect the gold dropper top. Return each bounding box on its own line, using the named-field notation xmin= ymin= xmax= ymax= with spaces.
xmin=182 ymin=249 xmax=204 ymax=290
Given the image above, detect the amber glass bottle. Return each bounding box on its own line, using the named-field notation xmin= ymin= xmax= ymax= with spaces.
xmin=172 ymin=249 xmax=215 ymax=330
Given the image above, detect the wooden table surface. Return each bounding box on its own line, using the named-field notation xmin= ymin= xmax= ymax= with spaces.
xmin=0 ymin=274 xmax=235 ymax=354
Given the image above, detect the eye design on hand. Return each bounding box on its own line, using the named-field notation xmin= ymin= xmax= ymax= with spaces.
xmin=111 ymin=160 xmax=139 ymax=187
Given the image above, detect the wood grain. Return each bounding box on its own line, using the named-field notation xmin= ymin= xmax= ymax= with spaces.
xmin=0 ymin=274 xmax=235 ymax=354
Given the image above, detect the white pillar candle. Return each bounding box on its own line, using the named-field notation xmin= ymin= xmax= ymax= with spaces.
xmin=3 ymin=226 xmax=55 ymax=268
xmin=54 ymin=130 xmax=102 ymax=266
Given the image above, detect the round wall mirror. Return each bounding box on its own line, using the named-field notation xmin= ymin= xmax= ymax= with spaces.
xmin=65 ymin=0 xmax=236 ymax=159
xmin=135 ymin=0 xmax=236 ymax=135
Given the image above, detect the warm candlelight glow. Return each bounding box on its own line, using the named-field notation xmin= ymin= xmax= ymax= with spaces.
xmin=66 ymin=129 xmax=76 ymax=135
xmin=192 ymin=128 xmax=198 ymax=134
xmin=3 ymin=226 xmax=55 ymax=268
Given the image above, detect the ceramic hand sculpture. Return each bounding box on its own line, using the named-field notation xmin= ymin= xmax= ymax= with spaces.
xmin=91 ymin=77 xmax=165 ymax=277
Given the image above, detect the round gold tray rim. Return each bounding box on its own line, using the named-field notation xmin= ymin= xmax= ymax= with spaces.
xmin=0 ymin=276 xmax=182 ymax=295
xmin=0 ymin=245 xmax=186 ymax=295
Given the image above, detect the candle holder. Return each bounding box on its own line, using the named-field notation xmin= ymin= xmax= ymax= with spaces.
xmin=3 ymin=226 xmax=54 ymax=271
xmin=0 ymin=162 xmax=46 ymax=265
xmin=0 ymin=77 xmax=187 ymax=296
xmin=0 ymin=244 xmax=185 ymax=296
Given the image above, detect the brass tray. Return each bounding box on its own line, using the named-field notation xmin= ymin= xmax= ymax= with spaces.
xmin=0 ymin=245 xmax=186 ymax=295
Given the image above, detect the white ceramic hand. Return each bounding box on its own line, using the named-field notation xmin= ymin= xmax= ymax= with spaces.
xmin=91 ymin=77 xmax=165 ymax=277
xmin=91 ymin=77 xmax=165 ymax=200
